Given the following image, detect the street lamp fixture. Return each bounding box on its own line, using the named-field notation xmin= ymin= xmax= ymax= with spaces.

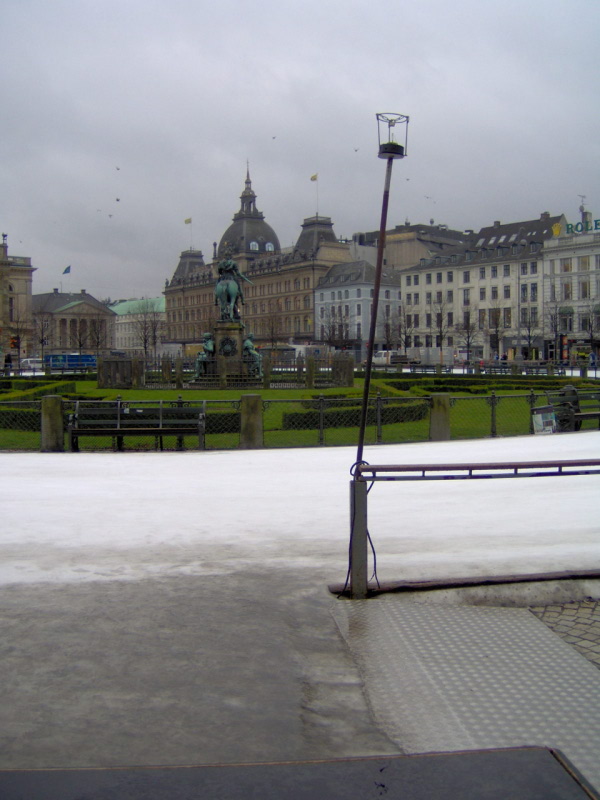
xmin=376 ymin=113 xmax=409 ymax=159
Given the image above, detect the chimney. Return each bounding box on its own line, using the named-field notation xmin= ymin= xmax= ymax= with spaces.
xmin=540 ymin=212 xmax=550 ymax=220
xmin=81 ymin=289 xmax=86 ymax=294
xmin=53 ymin=288 xmax=59 ymax=294
xmin=494 ymin=220 xmax=501 ymax=228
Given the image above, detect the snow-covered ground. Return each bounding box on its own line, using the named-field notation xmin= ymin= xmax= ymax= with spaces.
xmin=2 ymin=431 xmax=599 ymax=588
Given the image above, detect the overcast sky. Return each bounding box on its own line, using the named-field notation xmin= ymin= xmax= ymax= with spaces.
xmin=3 ymin=0 xmax=599 ymax=301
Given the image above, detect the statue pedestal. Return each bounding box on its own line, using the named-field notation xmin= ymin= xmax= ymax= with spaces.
xmin=214 ymin=321 xmax=246 ymax=379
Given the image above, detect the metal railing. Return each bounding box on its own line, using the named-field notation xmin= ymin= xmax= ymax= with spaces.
xmin=347 ymin=458 xmax=600 ymax=599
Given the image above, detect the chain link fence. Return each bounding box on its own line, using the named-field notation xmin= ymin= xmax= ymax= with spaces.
xmin=1 ymin=391 xmax=598 ymax=451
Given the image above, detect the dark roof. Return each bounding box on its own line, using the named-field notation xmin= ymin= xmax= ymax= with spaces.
xmin=169 ymin=249 xmax=206 ymax=283
xmin=32 ymin=290 xmax=115 ymax=314
xmin=294 ymin=215 xmax=337 ymax=256
xmin=217 ymin=171 xmax=281 ymax=258
xmin=318 ymin=261 xmax=403 ymax=288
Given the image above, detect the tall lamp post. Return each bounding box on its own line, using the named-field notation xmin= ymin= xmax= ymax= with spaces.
xmin=350 ymin=112 xmax=409 ymax=599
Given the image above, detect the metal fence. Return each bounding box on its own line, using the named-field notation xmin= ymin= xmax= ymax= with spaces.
xmin=1 ymin=391 xmax=598 ymax=452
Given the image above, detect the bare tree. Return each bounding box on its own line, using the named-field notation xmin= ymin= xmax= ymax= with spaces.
xmin=32 ymin=311 xmax=52 ymax=362
xmin=543 ymin=300 xmax=562 ymax=362
xmin=519 ymin=308 xmax=542 ymax=360
xmin=454 ymin=307 xmax=480 ymax=361
xmin=263 ymin=307 xmax=284 ymax=352
xmin=319 ymin=306 xmax=351 ymax=349
xmin=431 ymin=299 xmax=453 ymax=364
xmin=88 ymin=313 xmax=111 ymax=359
xmin=486 ymin=298 xmax=505 ymax=357
xmin=132 ymin=299 xmax=164 ymax=360
xmin=579 ymin=300 xmax=600 ymax=356
xmin=396 ymin=306 xmax=416 ymax=354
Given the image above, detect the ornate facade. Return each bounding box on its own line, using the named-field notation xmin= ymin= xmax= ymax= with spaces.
xmin=164 ymin=172 xmax=352 ymax=350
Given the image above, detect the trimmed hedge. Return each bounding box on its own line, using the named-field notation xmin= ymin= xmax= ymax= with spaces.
xmin=282 ymin=401 xmax=429 ymax=430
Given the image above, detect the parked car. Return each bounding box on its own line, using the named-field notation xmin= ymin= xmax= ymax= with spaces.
xmin=20 ymin=358 xmax=44 ymax=371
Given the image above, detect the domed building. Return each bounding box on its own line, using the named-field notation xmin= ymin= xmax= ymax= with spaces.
xmin=217 ymin=169 xmax=281 ymax=259
xmin=164 ymin=170 xmax=353 ymax=350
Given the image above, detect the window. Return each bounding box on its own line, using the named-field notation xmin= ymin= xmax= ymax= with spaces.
xmin=345 ymin=305 xmax=350 ymax=317
xmin=304 ymin=278 xmax=310 ymax=289
xmin=425 ymin=334 xmax=432 ymax=347
xmin=356 ymin=322 xmax=361 ymax=339
xmin=407 ymin=294 xmax=412 ymax=305
xmin=356 ymin=304 xmax=362 ymax=316
xmin=503 ymin=264 xmax=510 ymax=277
xmin=356 ymin=288 xmax=362 ymax=298
xmin=521 ymin=284 xmax=528 ymax=302
xmin=447 ymin=272 xmax=453 ymax=282
xmin=426 ymin=292 xmax=432 ymax=305
xmin=414 ymin=275 xmax=420 ymax=286
xmin=521 ymin=308 xmax=528 ymax=325
xmin=504 ymin=285 xmax=511 ymax=299
xmin=503 ymin=308 xmax=512 ymax=328
xmin=563 ymin=282 xmax=572 ymax=301
xmin=405 ymin=335 xmax=412 ymax=348
xmin=344 ymin=289 xmax=349 ymax=299
xmin=436 ymin=272 xmax=443 ymax=284
xmin=385 ymin=305 xmax=390 ymax=317
xmin=521 ymin=263 xmax=528 ymax=276
xmin=530 ymin=262 xmax=537 ymax=275
xmin=337 ymin=291 xmax=342 ymax=300
xmin=479 ymin=267 xmax=485 ymax=279
xmin=294 ymin=279 xmax=300 ymax=289
xmin=426 ymin=273 xmax=432 ymax=284
xmin=413 ymin=293 xmax=420 ymax=305
xmin=560 ymin=314 xmax=573 ymax=332
xmin=319 ymin=292 xmax=324 ymax=301
xmin=413 ymin=313 xmax=419 ymax=327
xmin=491 ymin=266 xmax=498 ymax=278
xmin=426 ymin=313 xmax=432 ymax=328
xmin=478 ymin=309 xmax=486 ymax=329
xmin=447 ymin=290 xmax=453 ymax=303
xmin=406 ymin=276 xmax=412 ymax=286
xmin=447 ymin=336 xmax=453 ymax=346
xmin=304 ymin=295 xmax=311 ymax=309
xmin=463 ymin=288 xmax=470 ymax=305
xmin=436 ymin=291 xmax=443 ymax=304
xmin=530 ymin=283 xmax=538 ymax=302
xmin=561 ymin=258 xmax=572 ymax=273
xmin=320 ymin=307 xmax=325 ymax=319
xmin=530 ymin=307 xmax=538 ymax=324
xmin=480 ymin=287 xmax=486 ymax=301
xmin=463 ymin=271 xmax=471 ymax=283
xmin=266 ymin=242 xmax=275 ymax=252
xmin=330 ymin=292 xmax=335 ymax=301
xmin=491 ymin=286 xmax=498 ymax=300
xmin=447 ymin=311 xmax=454 ymax=325
xmin=406 ymin=314 xmax=412 ymax=328
xmin=250 ymin=241 xmax=259 ymax=251
xmin=580 ymin=281 xmax=590 ymax=299
xmin=384 ymin=290 xmax=390 ymax=299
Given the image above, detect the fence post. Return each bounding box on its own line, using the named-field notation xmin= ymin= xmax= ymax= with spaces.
xmin=490 ymin=391 xmax=498 ymax=438
xmin=41 ymin=395 xmax=64 ymax=452
xmin=175 ymin=357 xmax=184 ymax=389
xmin=376 ymin=392 xmax=383 ymax=443
xmin=528 ymin=389 xmax=537 ymax=434
xmin=429 ymin=393 xmax=451 ymax=441
xmin=262 ymin=356 xmax=271 ymax=389
xmin=349 ymin=479 xmax=368 ymax=599
xmin=240 ymin=394 xmax=263 ymax=449
xmin=318 ymin=394 xmax=325 ymax=445
xmin=306 ymin=356 xmax=315 ymax=389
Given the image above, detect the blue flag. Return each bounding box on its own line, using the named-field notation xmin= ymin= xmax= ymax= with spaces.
xmin=62 ymin=265 xmax=71 ymax=274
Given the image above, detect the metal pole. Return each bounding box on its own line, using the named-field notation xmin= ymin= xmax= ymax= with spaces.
xmin=356 ymin=156 xmax=395 ymax=465
xmin=349 ymin=478 xmax=368 ymax=599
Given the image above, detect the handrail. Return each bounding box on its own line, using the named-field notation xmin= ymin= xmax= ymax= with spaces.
xmin=355 ymin=458 xmax=600 ymax=481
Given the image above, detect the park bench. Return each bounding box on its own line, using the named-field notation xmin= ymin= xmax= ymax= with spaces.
xmin=68 ymin=400 xmax=205 ymax=451
xmin=536 ymin=386 xmax=600 ymax=433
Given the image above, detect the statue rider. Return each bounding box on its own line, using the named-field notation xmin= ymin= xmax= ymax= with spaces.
xmin=217 ymin=256 xmax=251 ymax=305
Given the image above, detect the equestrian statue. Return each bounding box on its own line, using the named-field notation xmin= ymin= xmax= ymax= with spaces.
xmin=214 ymin=255 xmax=253 ymax=321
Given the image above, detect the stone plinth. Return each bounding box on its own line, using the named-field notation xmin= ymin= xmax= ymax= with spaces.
xmin=214 ymin=321 xmax=246 ymax=378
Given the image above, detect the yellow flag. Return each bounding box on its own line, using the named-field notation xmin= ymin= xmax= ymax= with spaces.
xmin=310 ymin=174 xmax=318 ymax=181
xmin=184 ymin=217 xmax=192 ymax=224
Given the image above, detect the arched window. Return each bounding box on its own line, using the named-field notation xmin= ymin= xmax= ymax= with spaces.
xmin=250 ymin=241 xmax=259 ymax=251
xmin=265 ymin=242 xmax=275 ymax=252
